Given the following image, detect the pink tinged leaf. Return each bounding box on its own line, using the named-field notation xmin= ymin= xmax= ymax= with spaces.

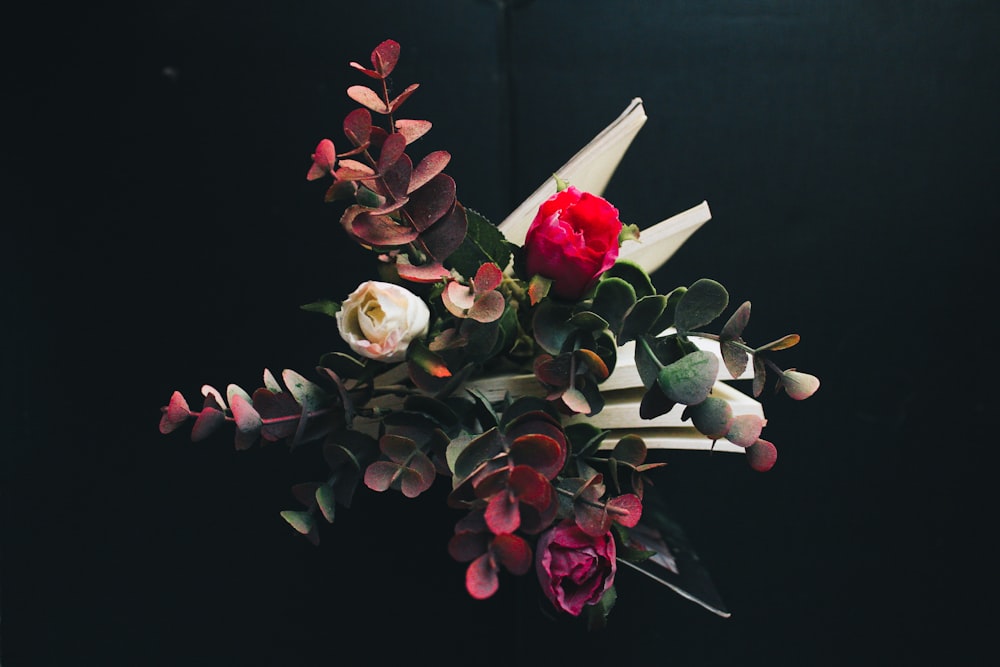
xmin=473 ymin=262 xmax=504 ymax=293
xmin=351 ymin=212 xmax=419 ymax=246
xmin=491 ymin=534 xmax=533 ymax=576
xmin=395 ymin=119 xmax=433 ymax=145
xmin=468 ymin=290 xmax=505 ymax=323
xmin=448 ymin=531 xmax=488 ymax=562
xmin=347 ymin=85 xmax=388 ymax=114
xmin=752 ymin=354 xmax=767 ymax=398
xmin=606 ymin=493 xmax=642 ymax=528
xmin=306 ymin=139 xmax=336 ymax=180
xmin=315 ymin=485 xmax=336 ymax=523
xmin=721 ymin=300 xmax=751 ymax=339
xmin=725 ymin=414 xmax=766 ymax=447
xmin=395 ymin=256 xmax=451 ymax=283
xmin=377 ymin=132 xmax=407 ymax=172
xmin=575 ymin=503 xmax=612 ymax=537
xmin=251 ymin=388 xmax=301 ymax=442
xmin=466 ymin=553 xmax=500 ymax=600
xmin=399 ymin=451 xmax=436 ymax=498
xmin=363 ymin=460 xmax=400 ymax=493
xmin=747 ymin=438 xmax=778 ymax=472
xmin=780 ymin=370 xmax=820 ymax=400
xmin=485 ymin=489 xmax=521 ymax=534
xmin=721 ymin=340 xmax=749 ymax=379
xmin=159 ymin=391 xmax=191 ymax=434
xmin=561 ymin=386 xmax=592 ymax=415
xmin=443 ymin=281 xmax=476 ymax=317
xmin=387 ymin=83 xmax=419 ymax=113
xmin=406 ymin=151 xmax=451 ymax=193
xmin=190 ymin=406 xmax=225 ymax=442
xmin=229 ymin=392 xmax=261 ymax=435
xmin=404 ymin=173 xmax=456 ymax=232
xmin=687 ymin=396 xmax=734 ymax=440
xmin=342 ymin=108 xmax=373 ymax=146
xmin=200 ymin=385 xmax=227 ymax=410
xmin=333 ymin=159 xmax=376 ymax=181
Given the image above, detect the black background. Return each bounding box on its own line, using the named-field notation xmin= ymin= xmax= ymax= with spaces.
xmin=4 ymin=1 xmax=997 ymax=665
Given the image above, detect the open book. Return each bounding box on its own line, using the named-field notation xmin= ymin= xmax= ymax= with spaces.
xmin=492 ymin=97 xmax=760 ymax=453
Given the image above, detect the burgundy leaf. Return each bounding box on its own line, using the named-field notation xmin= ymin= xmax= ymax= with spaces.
xmin=575 ymin=503 xmax=611 ymax=537
xmin=190 ymin=406 xmax=225 ymax=442
xmin=492 ymin=534 xmax=532 ymax=575
xmin=159 ymin=391 xmax=191 ymax=434
xmin=468 ymin=290 xmax=506 ymax=323
xmin=371 ymin=39 xmax=400 ymax=77
xmin=403 ymin=173 xmax=456 ymax=232
xmin=448 ymin=531 xmax=488 ymax=563
xmin=379 ymin=153 xmax=412 ymax=200
xmin=342 ymin=108 xmax=372 ymax=147
xmin=377 ymin=132 xmax=407 ymax=173
xmin=507 ymin=465 xmax=553 ymax=509
xmin=473 ymin=263 xmax=504 ymax=293
xmin=252 ymin=388 xmax=301 ymax=442
xmin=291 ymin=482 xmax=320 ymax=508
xmin=509 ymin=433 xmax=565 ymax=481
xmin=419 ymin=202 xmax=467 ymax=261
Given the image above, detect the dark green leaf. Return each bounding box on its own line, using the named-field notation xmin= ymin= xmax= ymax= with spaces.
xmin=603 ymin=260 xmax=655 ymax=298
xmin=590 ymin=277 xmax=636 ymax=338
xmin=619 ymin=294 xmax=667 ymax=344
xmin=532 ymin=300 xmax=576 ymax=355
xmin=300 ymin=300 xmax=341 ymax=317
xmin=445 ymin=207 xmax=513 ymax=279
xmin=315 ymin=485 xmax=336 ymax=523
xmin=674 ymin=279 xmax=729 ymax=333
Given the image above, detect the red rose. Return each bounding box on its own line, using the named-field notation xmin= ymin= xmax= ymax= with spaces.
xmin=523 ymin=186 xmax=622 ymax=300
xmin=535 ymin=519 xmax=616 ymax=616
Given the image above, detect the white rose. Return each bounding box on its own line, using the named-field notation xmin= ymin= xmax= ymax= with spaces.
xmin=336 ymin=281 xmax=430 ymax=362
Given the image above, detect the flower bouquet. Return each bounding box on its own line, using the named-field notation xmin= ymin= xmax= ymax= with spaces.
xmin=159 ymin=39 xmax=819 ymax=628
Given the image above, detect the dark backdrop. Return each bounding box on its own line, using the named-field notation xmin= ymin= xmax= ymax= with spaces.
xmin=4 ymin=1 xmax=996 ymax=665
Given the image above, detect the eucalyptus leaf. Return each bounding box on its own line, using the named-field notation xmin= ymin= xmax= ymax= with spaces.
xmin=590 ymin=277 xmax=636 ymax=338
xmin=619 ymin=294 xmax=667 ymax=344
xmin=300 ymin=300 xmax=341 ymax=318
xmin=603 ymin=260 xmax=655 ymax=298
xmin=445 ymin=207 xmax=513 ymax=278
xmin=657 ymin=350 xmax=719 ymax=405
xmin=674 ymin=279 xmax=729 ymax=333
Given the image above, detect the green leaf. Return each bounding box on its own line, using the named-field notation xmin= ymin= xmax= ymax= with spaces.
xmin=649 ymin=285 xmax=686 ymax=334
xmin=619 ymin=294 xmax=667 ymax=344
xmin=674 ymin=279 xmax=729 ymax=333
xmin=280 ymin=510 xmax=315 ymax=535
xmin=657 ymin=350 xmax=719 ymax=405
xmin=445 ymin=207 xmax=513 ymax=279
xmin=282 ymin=368 xmax=326 ymax=412
xmin=590 ymin=277 xmax=636 ymax=338
xmin=300 ymin=300 xmax=341 ymax=317
xmin=315 ymin=485 xmax=336 ymax=523
xmin=565 ymin=422 xmax=608 ymax=459
xmin=603 ymin=260 xmax=654 ymax=298
xmin=532 ymin=300 xmax=576 ymax=355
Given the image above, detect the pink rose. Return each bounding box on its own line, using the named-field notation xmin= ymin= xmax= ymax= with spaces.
xmin=535 ymin=519 xmax=616 ymax=616
xmin=523 ymin=186 xmax=623 ymax=300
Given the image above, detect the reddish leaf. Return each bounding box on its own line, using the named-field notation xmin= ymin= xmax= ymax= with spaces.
xmin=159 ymin=391 xmax=191 ymax=434
xmin=485 ymin=489 xmax=520 ymax=534
xmin=399 ymin=452 xmax=436 ymax=498
xmin=509 ymin=433 xmax=566 ymax=480
xmin=387 ymin=83 xmax=419 ymax=113
xmin=473 ymin=262 xmax=504 ymax=293
xmin=229 ymin=392 xmax=261 ymax=435
xmin=252 ymin=388 xmax=301 ymax=442
xmin=333 ymin=159 xmax=375 ymax=181
xmin=419 ymin=202 xmax=467 ymax=261
xmin=606 ymin=493 xmax=642 ymax=527
xmin=371 ymin=39 xmax=400 ymax=77
xmin=363 ymin=460 xmax=400 ymax=492
xmin=756 ymin=334 xmax=801 ymax=352
xmin=721 ymin=300 xmax=751 ymax=339
xmin=408 ymin=150 xmax=450 ymax=192
xmin=347 ymin=85 xmax=388 ymax=114
xmin=575 ymin=503 xmax=612 ymax=537
xmin=507 ymin=465 xmax=553 ymax=509
xmin=492 ymin=534 xmax=532 ymax=575
xmin=306 ymin=138 xmax=336 ymax=180
xmin=466 ymin=553 xmax=499 ymax=600
xmin=291 ymin=482 xmax=320 ymax=508
xmin=721 ymin=340 xmax=749 ymax=379
xmin=378 ymin=153 xmax=412 ymax=200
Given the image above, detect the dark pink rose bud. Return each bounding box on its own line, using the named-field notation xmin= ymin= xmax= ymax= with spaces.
xmin=535 ymin=519 xmax=616 ymax=616
xmin=523 ymin=186 xmax=623 ymax=300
